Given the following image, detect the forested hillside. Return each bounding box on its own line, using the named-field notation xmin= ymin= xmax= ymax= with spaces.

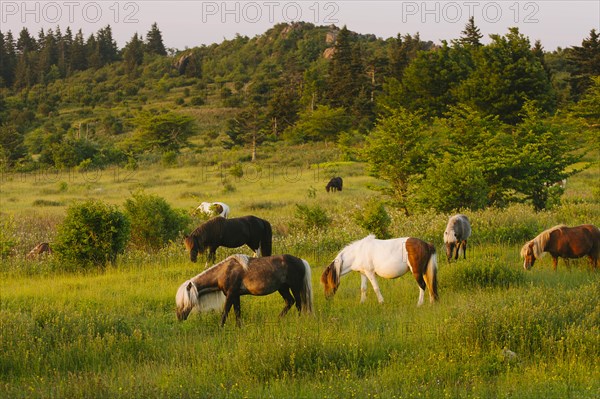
xmin=1 ymin=21 xmax=598 ymax=212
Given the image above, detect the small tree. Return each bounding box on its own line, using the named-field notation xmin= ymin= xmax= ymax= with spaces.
xmin=353 ymin=199 xmax=392 ymax=238
xmin=55 ymin=200 xmax=130 ymax=269
xmin=131 ymin=110 xmax=197 ymax=153
xmin=363 ymin=107 xmax=431 ymax=215
xmin=414 ymin=154 xmax=489 ymax=213
xmin=124 ymin=191 xmax=190 ymax=251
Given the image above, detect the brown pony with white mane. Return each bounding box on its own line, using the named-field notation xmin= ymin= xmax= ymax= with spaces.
xmin=521 ymin=224 xmax=600 ymax=270
xmin=176 ymin=254 xmax=313 ymax=326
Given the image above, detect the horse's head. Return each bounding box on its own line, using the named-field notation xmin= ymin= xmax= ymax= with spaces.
xmin=176 ymin=280 xmax=198 ymax=321
xmin=184 ymin=234 xmax=204 ymax=263
xmin=321 ymin=258 xmax=341 ymax=299
xmin=521 ymin=241 xmax=536 ymax=270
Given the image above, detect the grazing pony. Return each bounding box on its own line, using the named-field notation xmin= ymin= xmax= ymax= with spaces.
xmin=176 ymin=254 xmax=313 ymax=326
xmin=521 ymin=224 xmax=600 ymax=270
xmin=184 ymin=216 xmax=272 ymax=265
xmin=443 ymin=214 xmax=472 ymax=262
xmin=321 ymin=235 xmax=438 ymax=306
xmin=196 ymin=201 xmax=230 ymax=218
xmin=326 ymin=177 xmax=343 ymax=192
xmin=26 ymin=242 xmax=53 ymax=259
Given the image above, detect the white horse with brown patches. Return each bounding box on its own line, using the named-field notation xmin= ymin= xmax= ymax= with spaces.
xmin=321 ymin=235 xmax=438 ymax=306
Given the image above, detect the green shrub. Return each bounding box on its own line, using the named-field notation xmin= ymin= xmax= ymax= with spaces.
xmin=295 ymin=204 xmax=331 ymax=230
xmin=190 ymin=96 xmax=205 ymax=106
xmin=54 ymin=200 xmax=130 ymax=269
xmin=445 ymin=259 xmax=525 ymax=290
xmin=124 ymin=191 xmax=190 ymax=251
xmin=0 ymin=215 xmax=17 ymax=259
xmin=354 ymin=199 xmax=392 ymax=238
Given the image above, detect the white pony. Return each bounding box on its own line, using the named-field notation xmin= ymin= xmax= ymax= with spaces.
xmin=443 ymin=214 xmax=472 ymax=262
xmin=321 ymin=235 xmax=438 ymax=306
xmin=196 ymin=202 xmax=230 ymax=218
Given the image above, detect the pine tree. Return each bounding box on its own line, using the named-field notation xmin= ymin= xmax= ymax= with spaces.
xmin=569 ymin=29 xmax=600 ymax=98
xmin=96 ymin=25 xmax=119 ymax=65
xmin=145 ymin=23 xmax=167 ymax=56
xmin=0 ymin=31 xmax=16 ymax=87
xmin=458 ymin=16 xmax=483 ymax=47
xmin=70 ymin=29 xmax=87 ymax=72
xmin=123 ymin=33 xmax=145 ymax=74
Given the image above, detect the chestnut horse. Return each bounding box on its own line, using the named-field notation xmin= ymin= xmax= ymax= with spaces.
xmin=176 ymin=254 xmax=313 ymax=326
xmin=321 ymin=235 xmax=438 ymax=306
xmin=521 ymin=224 xmax=600 ymax=270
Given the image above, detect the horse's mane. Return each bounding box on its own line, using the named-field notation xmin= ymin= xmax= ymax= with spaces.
xmin=521 ymin=224 xmax=567 ymax=259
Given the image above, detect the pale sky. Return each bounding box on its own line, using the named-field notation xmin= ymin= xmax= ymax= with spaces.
xmin=1 ymin=1 xmax=599 ymax=51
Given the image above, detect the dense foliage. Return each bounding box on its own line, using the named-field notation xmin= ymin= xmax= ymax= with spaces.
xmin=123 ymin=191 xmax=190 ymax=251
xmin=0 ymin=21 xmax=598 ymax=212
xmin=54 ymin=200 xmax=130 ymax=268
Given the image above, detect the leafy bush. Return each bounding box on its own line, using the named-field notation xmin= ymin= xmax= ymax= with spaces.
xmin=0 ymin=215 xmax=17 ymax=259
xmin=415 ymin=154 xmax=489 ymax=213
xmin=54 ymin=200 xmax=130 ymax=269
xmin=123 ymin=191 xmax=190 ymax=251
xmin=354 ymin=199 xmax=392 ymax=238
xmin=295 ymin=204 xmax=331 ymax=230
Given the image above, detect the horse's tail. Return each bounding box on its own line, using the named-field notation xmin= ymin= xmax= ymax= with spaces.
xmin=424 ymin=245 xmax=438 ymax=302
xmin=299 ymin=259 xmax=314 ymax=314
xmin=261 ymin=220 xmax=273 ymax=257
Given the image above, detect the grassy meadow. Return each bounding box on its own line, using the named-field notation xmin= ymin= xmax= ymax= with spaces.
xmin=1 ymin=144 xmax=599 ymax=398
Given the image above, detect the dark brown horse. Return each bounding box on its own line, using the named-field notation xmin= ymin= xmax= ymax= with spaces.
xmin=521 ymin=224 xmax=600 ymax=270
xmin=184 ymin=216 xmax=272 ymax=265
xmin=326 ymin=177 xmax=343 ymax=192
xmin=176 ymin=254 xmax=313 ymax=326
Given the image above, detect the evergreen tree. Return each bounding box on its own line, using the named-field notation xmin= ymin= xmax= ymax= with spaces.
xmin=0 ymin=31 xmax=16 ymax=87
xmin=145 ymin=22 xmax=167 ymax=56
xmin=14 ymin=28 xmax=36 ymax=88
xmin=37 ymin=28 xmax=58 ymax=83
xmin=96 ymin=25 xmax=119 ymax=65
xmin=457 ymin=28 xmax=555 ymax=124
xmin=70 ymin=29 xmax=87 ymax=72
xmin=458 ymin=16 xmax=483 ymax=47
xmin=569 ymin=29 xmax=600 ymax=98
xmin=123 ymin=33 xmax=145 ymax=74
xmin=326 ymin=26 xmax=356 ymax=108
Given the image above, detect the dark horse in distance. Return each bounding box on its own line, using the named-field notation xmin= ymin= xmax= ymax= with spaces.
xmin=326 ymin=177 xmax=343 ymax=192
xmin=184 ymin=216 xmax=272 ymax=265
xmin=176 ymin=254 xmax=313 ymax=326
xmin=521 ymin=224 xmax=600 ymax=270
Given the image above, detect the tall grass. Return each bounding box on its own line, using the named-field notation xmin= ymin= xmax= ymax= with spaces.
xmin=1 ymin=146 xmax=599 ymax=398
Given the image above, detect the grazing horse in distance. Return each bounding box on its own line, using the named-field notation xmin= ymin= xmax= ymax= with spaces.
xmin=326 ymin=177 xmax=343 ymax=192
xmin=444 ymin=214 xmax=472 ymax=262
xmin=521 ymin=224 xmax=600 ymax=271
xmin=184 ymin=216 xmax=272 ymax=265
xmin=176 ymin=254 xmax=313 ymax=326
xmin=196 ymin=202 xmax=230 ymax=218
xmin=321 ymin=235 xmax=438 ymax=306
xmin=26 ymin=242 xmax=53 ymax=259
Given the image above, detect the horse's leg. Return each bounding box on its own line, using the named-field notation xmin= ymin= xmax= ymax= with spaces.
xmin=364 ymin=271 xmax=384 ymax=303
xmin=463 ymin=240 xmax=467 ymax=260
xmin=208 ymin=248 xmax=217 ymax=266
xmin=454 ymin=244 xmax=459 ymax=261
xmin=552 ymin=256 xmax=558 ymax=271
xmin=232 ymin=294 xmax=242 ymax=327
xmin=360 ymin=274 xmax=368 ymax=303
xmin=220 ymin=294 xmax=234 ymax=327
xmin=278 ymin=288 xmax=295 ymax=317
xmin=413 ymin=273 xmax=427 ymax=306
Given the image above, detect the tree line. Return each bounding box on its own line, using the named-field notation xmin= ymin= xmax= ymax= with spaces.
xmin=0 ymin=20 xmax=598 ymax=213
